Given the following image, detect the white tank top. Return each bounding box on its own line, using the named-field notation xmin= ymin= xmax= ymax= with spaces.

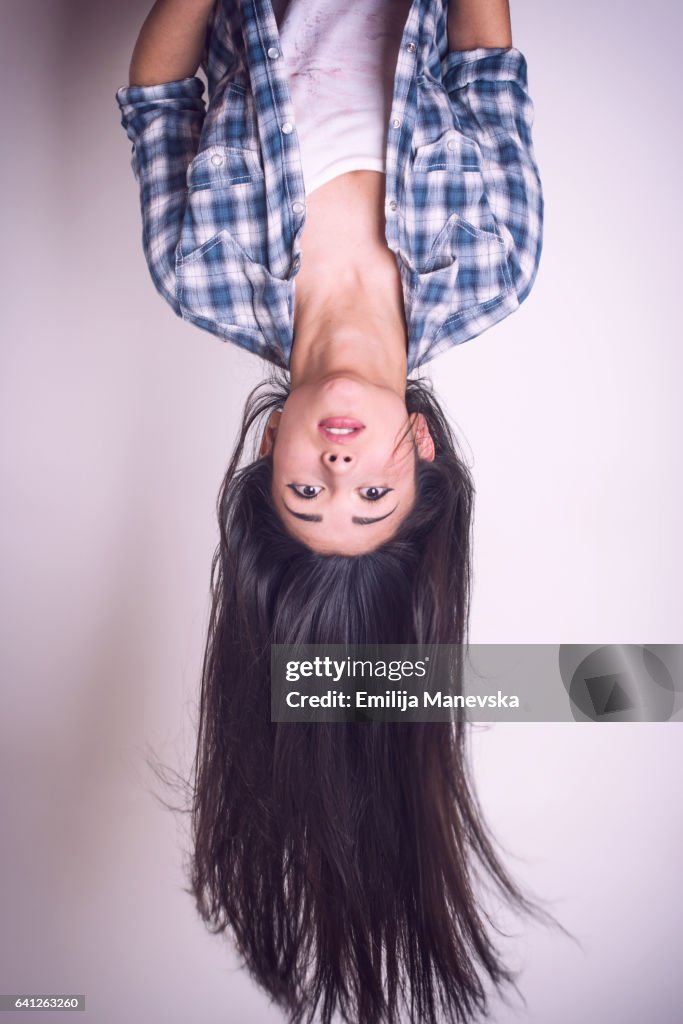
xmin=272 ymin=0 xmax=412 ymax=196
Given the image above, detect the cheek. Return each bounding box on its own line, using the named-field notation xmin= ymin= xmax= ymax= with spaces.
xmin=270 ymin=444 xmax=289 ymax=491
xmin=272 ymin=437 xmax=313 ymax=484
xmin=271 ymin=427 xmax=297 ymax=470
xmin=390 ymin=454 xmax=418 ymax=502
xmin=389 ymin=439 xmax=418 ymax=476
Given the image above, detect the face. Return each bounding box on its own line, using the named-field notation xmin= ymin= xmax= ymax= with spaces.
xmin=263 ymin=376 xmax=434 ymax=555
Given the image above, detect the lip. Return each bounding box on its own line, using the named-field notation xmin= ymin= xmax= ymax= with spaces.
xmin=318 ymin=418 xmax=366 ymax=444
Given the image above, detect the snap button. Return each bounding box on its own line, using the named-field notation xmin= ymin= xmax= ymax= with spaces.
xmin=389 ymin=200 xmax=398 ymax=211
xmin=267 ymin=47 xmax=280 ymax=59
xmin=392 ymin=117 xmax=401 ymax=129
xmin=281 ymin=122 xmax=293 ymax=135
xmin=211 ymin=154 xmax=224 ymax=167
xmin=292 ymin=201 xmax=305 ymax=214
xmin=447 ymin=139 xmax=457 ymax=151
xmin=406 ymin=42 xmax=416 ymax=53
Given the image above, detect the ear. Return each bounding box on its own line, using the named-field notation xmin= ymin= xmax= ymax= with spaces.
xmin=409 ymin=412 xmax=436 ymax=462
xmin=259 ymin=410 xmax=282 ymax=457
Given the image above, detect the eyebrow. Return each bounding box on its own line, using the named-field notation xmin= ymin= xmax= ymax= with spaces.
xmin=282 ymin=503 xmax=398 ymax=526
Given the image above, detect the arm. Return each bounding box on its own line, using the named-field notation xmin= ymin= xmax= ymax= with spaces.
xmin=447 ymin=0 xmax=512 ymax=51
xmin=442 ymin=2 xmax=543 ymax=304
xmin=129 ymin=0 xmax=215 ymax=86
xmin=117 ymin=0 xmax=215 ymax=313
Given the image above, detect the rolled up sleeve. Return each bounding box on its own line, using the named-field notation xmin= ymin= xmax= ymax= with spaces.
xmin=441 ymin=47 xmax=543 ymax=304
xmin=116 ymin=77 xmax=206 ymax=315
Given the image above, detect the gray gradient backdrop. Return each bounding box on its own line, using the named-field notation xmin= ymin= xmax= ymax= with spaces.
xmin=1 ymin=1 xmax=682 ymax=1022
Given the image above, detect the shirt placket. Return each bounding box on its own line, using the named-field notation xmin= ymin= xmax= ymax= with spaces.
xmin=241 ymin=0 xmax=307 ymax=283
xmin=384 ymin=0 xmax=422 ymax=256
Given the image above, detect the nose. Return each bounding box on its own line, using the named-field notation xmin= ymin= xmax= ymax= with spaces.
xmin=322 ymin=451 xmax=354 ymax=470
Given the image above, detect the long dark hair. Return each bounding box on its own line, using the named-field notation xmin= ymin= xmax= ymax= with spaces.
xmin=190 ymin=374 xmax=554 ymax=1023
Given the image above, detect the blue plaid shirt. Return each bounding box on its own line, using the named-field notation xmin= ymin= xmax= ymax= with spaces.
xmin=116 ymin=0 xmax=542 ymax=372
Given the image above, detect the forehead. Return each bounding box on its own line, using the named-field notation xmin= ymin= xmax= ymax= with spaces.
xmin=278 ymin=512 xmax=407 ymax=554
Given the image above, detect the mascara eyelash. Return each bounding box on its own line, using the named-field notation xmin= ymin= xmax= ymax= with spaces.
xmin=360 ymin=487 xmax=394 ymax=502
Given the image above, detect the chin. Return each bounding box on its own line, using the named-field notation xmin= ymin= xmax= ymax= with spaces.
xmin=318 ymin=377 xmax=371 ymax=404
xmin=321 ymin=373 xmax=366 ymax=389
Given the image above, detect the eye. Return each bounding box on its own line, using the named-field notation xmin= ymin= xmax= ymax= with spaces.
xmin=359 ymin=487 xmax=393 ymax=502
xmin=288 ymin=484 xmax=323 ymax=499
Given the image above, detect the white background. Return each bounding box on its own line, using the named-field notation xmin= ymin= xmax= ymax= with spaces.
xmin=1 ymin=1 xmax=681 ymax=1021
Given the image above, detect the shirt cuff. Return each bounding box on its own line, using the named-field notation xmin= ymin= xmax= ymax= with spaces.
xmin=442 ymin=46 xmax=528 ymax=92
xmin=115 ymin=76 xmax=206 ymax=142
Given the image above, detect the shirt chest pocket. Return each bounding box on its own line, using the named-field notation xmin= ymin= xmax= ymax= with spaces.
xmin=177 ymin=146 xmax=291 ymax=344
xmin=180 ymin=145 xmax=268 ymax=264
xmin=410 ymin=130 xmax=503 ymax=272
xmin=176 ymin=227 xmax=290 ymax=347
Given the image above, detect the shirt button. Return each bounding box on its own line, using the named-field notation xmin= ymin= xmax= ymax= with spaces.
xmin=281 ymin=122 xmax=293 ymax=135
xmin=389 ymin=200 xmax=398 ymax=211
xmin=406 ymin=42 xmax=416 ymax=53
xmin=447 ymin=139 xmax=457 ymax=150
xmin=267 ymin=47 xmax=280 ymax=59
xmin=211 ymin=154 xmax=224 ymax=167
xmin=392 ymin=117 xmax=401 ymax=129
xmin=292 ymin=201 xmax=305 ymax=214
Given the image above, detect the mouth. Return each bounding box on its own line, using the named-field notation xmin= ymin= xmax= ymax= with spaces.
xmin=318 ymin=418 xmax=366 ymax=443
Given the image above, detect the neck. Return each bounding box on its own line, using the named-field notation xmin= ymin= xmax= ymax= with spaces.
xmin=290 ymin=259 xmax=408 ymax=395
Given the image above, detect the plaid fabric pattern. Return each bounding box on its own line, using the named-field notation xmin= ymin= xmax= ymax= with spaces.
xmin=116 ymin=0 xmax=542 ymax=371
